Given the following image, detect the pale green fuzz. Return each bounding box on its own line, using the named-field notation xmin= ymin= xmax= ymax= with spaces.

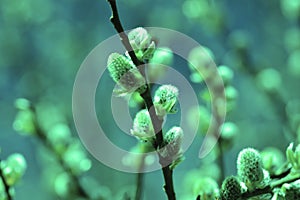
xmin=62 ymin=141 xmax=92 ymax=175
xmin=286 ymin=143 xmax=300 ymax=172
xmin=220 ymin=176 xmax=241 ymax=200
xmin=237 ymin=148 xmax=264 ymax=191
xmin=154 ymin=84 xmax=179 ymax=118
xmin=192 ymin=177 xmax=219 ymax=199
xmin=107 ymin=53 xmax=146 ymax=96
xmin=54 ymin=172 xmax=71 ymax=198
xmin=127 ymin=27 xmax=155 ymax=61
xmin=130 ymin=109 xmax=155 ymax=142
xmin=218 ymin=65 xmax=234 ymax=86
xmin=1 ymin=153 xmax=27 ymax=186
xmin=13 ymin=98 xmax=36 ymax=135
xmin=159 ymin=127 xmax=184 ymax=169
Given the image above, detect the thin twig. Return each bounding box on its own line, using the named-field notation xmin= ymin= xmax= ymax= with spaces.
xmin=135 ymin=155 xmax=145 ymax=200
xmin=217 ymin=139 xmax=225 ymax=185
xmin=106 ymin=1 xmax=176 ymax=199
xmin=0 ymin=159 xmax=12 ymax=200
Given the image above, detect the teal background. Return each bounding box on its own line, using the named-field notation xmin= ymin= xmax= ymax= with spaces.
xmin=0 ymin=0 xmax=299 ymax=199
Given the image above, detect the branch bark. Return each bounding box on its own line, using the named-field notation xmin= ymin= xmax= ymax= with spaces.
xmin=106 ymin=1 xmax=176 ymax=199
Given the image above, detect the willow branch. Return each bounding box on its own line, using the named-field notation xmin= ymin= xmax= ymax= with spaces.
xmin=106 ymin=1 xmax=176 ymax=199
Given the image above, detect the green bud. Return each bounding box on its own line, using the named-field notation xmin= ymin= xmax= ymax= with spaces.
xmin=282 ymin=181 xmax=300 ymax=200
xmin=286 ymin=143 xmax=300 ymax=172
xmin=63 ymin=141 xmax=91 ymax=175
xmin=159 ymin=127 xmax=184 ymax=168
xmin=220 ymin=176 xmax=241 ymax=200
xmin=154 ymin=84 xmax=179 ymax=117
xmin=47 ymin=123 xmax=72 ymax=154
xmin=128 ymin=27 xmax=155 ymax=61
xmin=225 ymin=86 xmax=238 ymax=112
xmin=288 ymin=50 xmax=300 ymax=77
xmin=1 ymin=153 xmax=27 ymax=186
xmin=107 ymin=53 xmax=146 ymax=96
xmin=256 ymin=68 xmax=282 ymax=93
xmin=150 ymin=47 xmax=173 ymax=66
xmin=193 ymin=177 xmax=219 ymax=199
xmin=218 ymin=65 xmax=234 ymax=86
xmin=54 ymin=172 xmax=71 ymax=198
xmin=237 ymin=148 xmax=264 ymax=190
xmin=281 ymin=0 xmax=300 ymax=20
xmin=188 ymin=46 xmax=215 ymax=81
xmin=148 ymin=47 xmax=173 ymax=82
xmin=220 ymin=122 xmax=238 ymax=150
xmin=130 ymin=109 xmax=155 ymax=142
xmin=14 ymin=98 xmax=31 ymax=110
xmin=13 ymin=98 xmax=36 ymax=135
xmin=261 ymin=147 xmax=285 ymax=175
xmin=128 ymin=92 xmax=144 ymax=108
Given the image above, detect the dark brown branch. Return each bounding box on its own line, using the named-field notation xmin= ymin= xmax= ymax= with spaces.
xmin=107 ymin=0 xmax=143 ymax=74
xmin=0 ymin=159 xmax=12 ymax=200
xmin=106 ymin=1 xmax=176 ymax=199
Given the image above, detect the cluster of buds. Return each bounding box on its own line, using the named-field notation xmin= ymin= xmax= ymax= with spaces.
xmin=108 ymin=28 xmax=183 ymax=169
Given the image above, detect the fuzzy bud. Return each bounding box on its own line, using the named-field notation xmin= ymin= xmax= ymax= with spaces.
xmin=154 ymin=84 xmax=179 ymax=117
xmin=128 ymin=27 xmax=155 ymax=61
xmin=237 ymin=148 xmax=264 ymax=190
xmin=159 ymin=127 xmax=183 ymax=168
xmin=218 ymin=65 xmax=234 ymax=86
xmin=220 ymin=176 xmax=241 ymax=200
xmin=130 ymin=109 xmax=155 ymax=142
xmin=1 ymin=153 xmax=27 ymax=186
xmin=107 ymin=53 xmax=146 ymax=95
xmin=286 ymin=143 xmax=300 ymax=172
xmin=13 ymin=98 xmax=36 ymax=135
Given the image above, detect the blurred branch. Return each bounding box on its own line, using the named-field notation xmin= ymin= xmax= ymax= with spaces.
xmin=30 ymin=107 xmax=89 ymax=199
xmin=0 ymin=160 xmax=12 ymax=200
xmin=106 ymin=1 xmax=176 ymax=199
xmin=135 ymin=155 xmax=145 ymax=200
xmin=217 ymin=139 xmax=225 ymax=185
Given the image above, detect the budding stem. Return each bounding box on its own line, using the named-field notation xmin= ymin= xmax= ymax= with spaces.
xmin=106 ymin=1 xmax=176 ymax=199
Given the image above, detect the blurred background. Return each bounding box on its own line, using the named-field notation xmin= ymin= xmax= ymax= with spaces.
xmin=0 ymin=0 xmax=300 ymax=199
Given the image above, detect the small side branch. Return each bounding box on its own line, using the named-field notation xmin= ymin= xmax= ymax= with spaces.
xmin=240 ymin=173 xmax=300 ymax=199
xmin=0 ymin=159 xmax=12 ymax=200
